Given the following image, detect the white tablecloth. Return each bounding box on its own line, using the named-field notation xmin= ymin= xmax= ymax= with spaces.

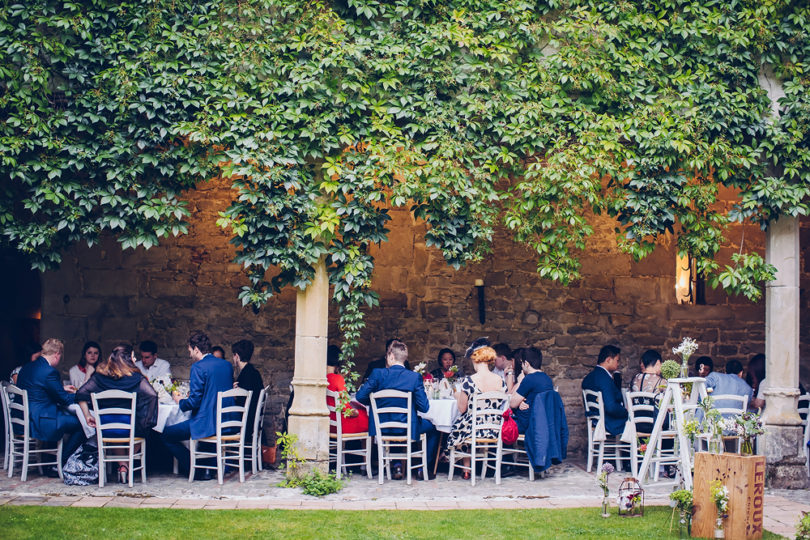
xmin=70 ymin=401 xmax=190 ymax=437
xmin=420 ymin=398 xmax=460 ymax=433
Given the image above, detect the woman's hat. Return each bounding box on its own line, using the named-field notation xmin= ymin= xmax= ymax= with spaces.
xmin=465 ymin=337 xmax=490 ymax=358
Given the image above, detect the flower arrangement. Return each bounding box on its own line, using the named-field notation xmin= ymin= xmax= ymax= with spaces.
xmin=670 ymin=488 xmax=694 ymax=536
xmin=597 ymin=462 xmax=614 ymax=497
xmin=444 ymin=364 xmax=459 ymax=384
xmin=723 ymin=411 xmax=765 ymax=455
xmin=150 ymin=376 xmax=179 ymax=403
xmin=672 ymin=337 xmax=699 ymax=378
xmin=683 ymin=418 xmax=702 ymax=444
xmin=710 ymin=479 xmax=729 ymax=522
xmin=413 ymin=362 xmax=427 ymax=375
xmin=617 ymin=477 xmax=644 ymax=516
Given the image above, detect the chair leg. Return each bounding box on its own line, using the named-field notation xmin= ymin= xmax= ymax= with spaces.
xmin=239 ymin=443 xmax=245 ymax=483
xmin=365 ymin=437 xmax=372 ymax=479
xmin=596 ymin=441 xmax=604 ymax=474
xmin=421 ymin=435 xmax=428 ymax=481
xmin=216 ymin=441 xmax=224 ymax=485
xmin=188 ymin=440 xmax=196 ymax=482
xmin=377 ymin=441 xmax=385 ymax=485
xmin=128 ymin=445 xmax=134 ymax=488
xmin=448 ymin=446 xmax=455 ymax=481
xmin=495 ymin=443 xmax=503 ymax=485
xmin=21 ymin=439 xmax=29 ymax=482
xmin=336 ymin=439 xmax=343 ymax=480
xmin=406 ymin=441 xmax=412 ymax=486
xmin=586 ymin=429 xmax=594 ymax=473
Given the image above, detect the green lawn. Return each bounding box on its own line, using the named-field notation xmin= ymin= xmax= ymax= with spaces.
xmin=0 ymin=506 xmax=786 ymax=540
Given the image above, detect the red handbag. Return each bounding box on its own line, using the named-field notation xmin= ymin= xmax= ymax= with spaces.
xmin=501 ymin=409 xmax=519 ymax=445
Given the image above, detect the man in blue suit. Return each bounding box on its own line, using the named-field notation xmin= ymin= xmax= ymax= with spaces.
xmin=162 ymin=331 xmax=234 ymax=480
xmin=16 ymin=338 xmax=86 ymax=471
xmin=581 ymin=344 xmax=628 ymax=437
xmin=356 ymin=340 xmax=438 ymax=480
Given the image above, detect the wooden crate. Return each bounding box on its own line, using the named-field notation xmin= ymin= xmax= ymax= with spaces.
xmin=692 ymin=452 xmax=766 ymax=539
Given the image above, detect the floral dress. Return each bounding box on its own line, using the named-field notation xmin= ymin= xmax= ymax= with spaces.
xmin=446 ymin=376 xmax=507 ymax=449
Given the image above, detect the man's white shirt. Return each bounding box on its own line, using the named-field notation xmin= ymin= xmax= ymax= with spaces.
xmin=136 ymin=357 xmax=172 ymax=380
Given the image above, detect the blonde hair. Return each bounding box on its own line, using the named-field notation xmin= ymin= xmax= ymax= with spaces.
xmin=470 ymin=346 xmax=496 ymax=365
xmin=387 ymin=340 xmax=408 ymax=365
xmin=41 ymin=338 xmax=64 ymax=357
xmin=95 ymin=343 xmax=140 ymax=379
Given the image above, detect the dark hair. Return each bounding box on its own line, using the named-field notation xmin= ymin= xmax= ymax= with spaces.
xmin=139 ymin=340 xmax=158 ymax=354
xmin=327 ymin=344 xmax=341 ymax=367
xmin=436 ymin=348 xmax=456 ymax=366
xmin=96 ymin=343 xmax=139 ymax=379
xmin=232 ymin=340 xmax=254 ymax=363
xmin=384 ymin=338 xmax=397 ymax=353
xmin=695 ymin=356 xmax=713 ymax=372
xmin=745 ymin=354 xmax=766 ymax=389
xmin=212 ymin=346 xmax=225 ymax=357
xmin=188 ymin=331 xmax=212 ymax=354
xmin=598 ymin=345 xmax=621 ymax=365
xmin=517 ymin=347 xmax=543 ymax=370
xmin=78 ymin=341 xmax=102 ymax=368
xmin=725 ymin=359 xmax=743 ymax=375
xmin=512 ymin=347 xmax=525 ymax=378
xmin=640 ymin=350 xmax=662 ymax=369
xmin=493 ymin=343 xmax=511 ymax=358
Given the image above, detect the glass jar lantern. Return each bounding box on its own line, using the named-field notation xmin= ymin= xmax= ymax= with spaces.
xmin=617 ymin=477 xmax=644 ymax=517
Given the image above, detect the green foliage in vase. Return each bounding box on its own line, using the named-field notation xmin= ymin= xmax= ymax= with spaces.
xmin=3 ymin=0 xmax=810 ymax=384
xmin=660 ymin=360 xmax=682 ymax=380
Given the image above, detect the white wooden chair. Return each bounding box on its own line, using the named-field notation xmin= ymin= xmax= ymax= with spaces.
xmin=189 ymin=388 xmax=251 ymax=484
xmin=245 ymin=385 xmax=269 ymax=475
xmin=326 ymin=389 xmax=372 ymax=480
xmin=697 ymin=394 xmax=748 ymax=453
xmin=447 ymin=391 xmax=506 ymax=486
xmin=796 ymin=394 xmax=809 ymax=469
xmin=1 ymin=381 xmax=11 ymax=470
xmin=90 ymin=390 xmax=146 ymax=487
xmin=369 ymin=389 xmax=428 ymax=485
xmin=582 ymin=389 xmax=631 ymax=473
xmin=626 ymin=391 xmax=678 ymax=482
xmin=4 ymin=384 xmax=63 ymax=481
xmin=501 ymin=434 xmax=536 ymax=481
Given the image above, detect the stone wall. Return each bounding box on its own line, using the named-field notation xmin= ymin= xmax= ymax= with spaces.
xmin=41 ymin=177 xmax=810 ymax=457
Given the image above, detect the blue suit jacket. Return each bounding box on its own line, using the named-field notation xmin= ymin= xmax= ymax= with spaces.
xmin=16 ymin=357 xmax=76 ymax=441
xmin=356 ymin=364 xmax=429 ymax=441
xmin=525 ymin=391 xmax=569 ymax=472
xmin=179 ymin=354 xmax=234 ymax=439
xmin=582 ymin=366 xmax=628 ymax=436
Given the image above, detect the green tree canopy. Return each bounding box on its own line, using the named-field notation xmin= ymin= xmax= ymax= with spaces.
xmin=2 ymin=0 xmax=809 ymax=370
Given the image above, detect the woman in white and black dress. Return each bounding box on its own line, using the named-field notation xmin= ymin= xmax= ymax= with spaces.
xmin=446 ymin=338 xmax=506 ymax=480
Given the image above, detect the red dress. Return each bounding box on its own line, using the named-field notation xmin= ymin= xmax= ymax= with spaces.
xmin=327 ymin=373 xmax=369 ymax=434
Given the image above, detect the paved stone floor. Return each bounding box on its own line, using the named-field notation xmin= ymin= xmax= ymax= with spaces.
xmin=1 ymin=462 xmax=807 ymax=538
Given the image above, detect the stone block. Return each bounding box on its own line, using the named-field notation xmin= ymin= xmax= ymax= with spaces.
xmin=669 ymin=304 xmax=733 ymax=320
xmin=613 ymin=277 xmax=658 ymax=301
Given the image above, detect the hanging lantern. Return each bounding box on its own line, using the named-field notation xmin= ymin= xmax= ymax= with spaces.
xmin=617 ymin=477 xmax=644 ymax=517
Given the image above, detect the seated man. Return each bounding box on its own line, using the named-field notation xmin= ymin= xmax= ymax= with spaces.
xmin=16 ymin=338 xmax=85 ymax=470
xmin=162 ymin=331 xmax=233 ymax=480
xmin=356 ymin=339 xmax=438 ymax=480
xmin=705 ymin=359 xmax=764 ymax=413
xmin=136 ymin=340 xmax=172 ymax=380
xmin=509 ymin=347 xmax=554 ymax=433
xmin=581 ymin=344 xmax=628 ymax=437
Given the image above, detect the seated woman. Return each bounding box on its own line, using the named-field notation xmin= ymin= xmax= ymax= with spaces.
xmin=630 ymin=350 xmax=665 ymax=394
xmin=446 ymin=338 xmax=507 ymax=479
xmin=509 ymin=347 xmax=553 ymax=433
xmin=430 ymin=348 xmax=458 ymax=380
xmin=69 ymin=341 xmax=101 ymax=389
xmin=326 ymin=345 xmax=368 ymax=434
xmin=76 ymin=343 xmax=158 ymax=483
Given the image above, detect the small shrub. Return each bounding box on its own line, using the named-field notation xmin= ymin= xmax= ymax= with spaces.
xmin=660 ymin=360 xmax=681 ymax=380
xmin=299 ymin=469 xmax=343 ymax=497
xmin=797 ymin=511 xmax=810 ymax=540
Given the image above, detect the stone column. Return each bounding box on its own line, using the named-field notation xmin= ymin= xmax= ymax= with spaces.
xmin=762 ymin=215 xmax=807 ymax=488
xmin=287 ymin=258 xmax=330 ymax=474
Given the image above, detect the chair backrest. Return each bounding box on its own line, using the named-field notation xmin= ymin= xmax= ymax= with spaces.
xmin=1 ymin=383 xmax=12 ymax=442
xmin=582 ymin=389 xmax=605 ymax=431
xmin=710 ymin=394 xmax=748 ymax=416
xmin=252 ymin=385 xmax=269 ymax=442
xmin=325 ymin=388 xmax=343 ymax=438
xmin=4 ymin=384 xmax=28 ymax=441
xmin=217 ymin=388 xmax=252 ymax=442
xmin=470 ymin=391 xmax=506 ymax=441
xmin=90 ymin=390 xmax=137 ymax=442
xmin=797 ymin=394 xmax=810 ymax=425
xmin=626 ymin=391 xmax=658 ymax=436
xmin=369 ymin=389 xmax=411 ymax=441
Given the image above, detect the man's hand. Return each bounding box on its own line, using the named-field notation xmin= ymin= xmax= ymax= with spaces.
xmin=172 ymin=390 xmax=182 ymax=404
xmin=519 ymin=401 xmax=530 ymax=411
xmin=64 ymin=384 xmax=76 ymax=393
xmin=233 ymin=382 xmax=239 ymax=389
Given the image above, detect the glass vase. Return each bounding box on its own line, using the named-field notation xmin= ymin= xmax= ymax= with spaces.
xmin=707 ymin=435 xmax=724 ymax=455
xmin=601 ymin=495 xmax=610 ymax=518
xmin=714 ymin=516 xmax=724 ymax=538
xmin=679 ymin=358 xmax=689 ymax=378
xmin=678 ymin=511 xmax=690 ymax=539
xmin=740 ymin=437 xmax=754 ymax=456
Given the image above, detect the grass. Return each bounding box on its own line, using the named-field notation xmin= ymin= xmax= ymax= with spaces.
xmin=0 ymin=506 xmax=786 ymax=539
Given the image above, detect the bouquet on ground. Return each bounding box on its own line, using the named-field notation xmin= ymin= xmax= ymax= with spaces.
xmin=597 ymin=462 xmax=614 ymax=497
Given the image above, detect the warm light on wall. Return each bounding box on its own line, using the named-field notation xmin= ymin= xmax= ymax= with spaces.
xmin=675 ymin=254 xmax=694 ymax=304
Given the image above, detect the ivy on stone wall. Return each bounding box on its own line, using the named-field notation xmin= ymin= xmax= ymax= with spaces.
xmin=2 ymin=0 xmax=809 ymax=383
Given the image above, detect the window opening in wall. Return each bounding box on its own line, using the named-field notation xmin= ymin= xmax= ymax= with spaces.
xmin=675 ymin=254 xmax=706 ymax=305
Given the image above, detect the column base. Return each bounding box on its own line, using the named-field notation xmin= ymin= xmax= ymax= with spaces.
xmin=287 ymin=413 xmax=330 ymax=476
xmin=763 ymin=424 xmax=809 ymax=489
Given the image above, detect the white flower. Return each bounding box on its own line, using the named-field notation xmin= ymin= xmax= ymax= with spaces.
xmin=414 ymin=362 xmax=427 ymax=374
xmin=672 ymin=337 xmax=699 ymax=359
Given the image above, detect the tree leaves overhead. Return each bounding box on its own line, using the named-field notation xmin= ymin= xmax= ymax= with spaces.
xmin=3 ymin=0 xmax=810 ymax=366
